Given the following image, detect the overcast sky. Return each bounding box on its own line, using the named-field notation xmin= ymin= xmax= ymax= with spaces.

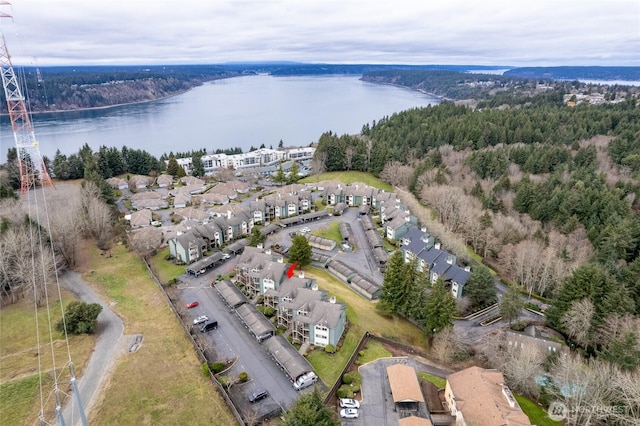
xmin=0 ymin=0 xmax=638 ymax=67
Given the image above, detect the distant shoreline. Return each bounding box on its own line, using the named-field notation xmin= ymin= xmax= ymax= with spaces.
xmin=359 ymin=76 xmax=448 ymax=101
xmin=0 ymin=89 xmax=193 ymax=117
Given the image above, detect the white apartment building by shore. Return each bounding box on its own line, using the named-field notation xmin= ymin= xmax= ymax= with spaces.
xmin=174 ymin=147 xmax=315 ymax=175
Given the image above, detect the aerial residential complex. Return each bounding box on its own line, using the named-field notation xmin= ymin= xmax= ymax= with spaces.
xmin=175 ymin=147 xmax=315 ymax=175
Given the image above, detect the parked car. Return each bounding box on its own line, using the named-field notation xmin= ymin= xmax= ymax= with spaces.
xmin=339 ymin=398 xmax=360 ymax=409
xmin=300 ymin=227 xmax=310 ymax=233
xmin=222 ymin=253 xmax=231 ymax=260
xmin=193 ymin=315 xmax=209 ymax=325
xmin=340 ymin=408 xmax=359 ymax=419
xmin=248 ymin=389 xmax=268 ymax=403
xmin=186 ymin=301 xmax=199 ymax=309
xmin=199 ymin=320 xmax=218 ymax=332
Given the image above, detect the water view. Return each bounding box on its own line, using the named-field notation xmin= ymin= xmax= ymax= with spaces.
xmin=0 ymin=75 xmax=439 ymax=163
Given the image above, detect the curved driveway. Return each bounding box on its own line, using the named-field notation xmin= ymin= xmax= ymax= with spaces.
xmin=59 ymin=271 xmax=126 ymax=426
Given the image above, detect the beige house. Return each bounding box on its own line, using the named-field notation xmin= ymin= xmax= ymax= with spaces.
xmin=156 ymin=174 xmax=174 ymax=188
xmin=445 ymin=366 xmax=531 ymax=426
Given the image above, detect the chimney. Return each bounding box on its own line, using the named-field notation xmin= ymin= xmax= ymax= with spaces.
xmin=464 ymin=266 xmax=471 ymax=272
xmin=435 ymin=242 xmax=441 ymax=250
xmin=446 ymin=256 xmax=454 ymax=265
xmin=311 ymin=283 xmax=318 ymax=291
xmin=299 ymin=271 xmax=305 ymax=279
xmin=421 ymin=226 xmax=426 ymax=233
xmin=257 ymin=243 xmax=263 ymax=249
xmin=329 ymin=296 xmax=336 ymax=303
xmin=265 ymin=248 xmax=272 ymax=255
xmin=277 ymin=256 xmax=284 ymax=263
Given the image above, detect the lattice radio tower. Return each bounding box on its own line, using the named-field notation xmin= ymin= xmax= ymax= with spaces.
xmin=0 ymin=3 xmax=53 ymax=194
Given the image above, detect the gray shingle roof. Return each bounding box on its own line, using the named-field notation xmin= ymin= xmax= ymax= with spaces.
xmin=236 ymin=303 xmax=275 ymax=337
xmin=263 ymin=335 xmax=314 ymax=380
xmin=215 ymin=279 xmax=247 ymax=308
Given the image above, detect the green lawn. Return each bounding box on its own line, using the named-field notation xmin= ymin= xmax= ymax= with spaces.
xmin=301 ymin=171 xmax=393 ymax=192
xmin=304 ymin=267 xmax=427 ymax=387
xmin=515 ymin=394 xmax=563 ymax=426
xmin=148 ymin=247 xmax=187 ymax=284
xmin=417 ymin=372 xmax=446 ymax=389
xmin=307 ymin=330 xmax=360 ymax=386
xmin=355 ymin=340 xmax=392 ymax=365
xmin=311 ymin=221 xmax=342 ymax=244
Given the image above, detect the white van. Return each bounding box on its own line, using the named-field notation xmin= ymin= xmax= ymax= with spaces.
xmin=293 ymin=372 xmax=318 ymax=391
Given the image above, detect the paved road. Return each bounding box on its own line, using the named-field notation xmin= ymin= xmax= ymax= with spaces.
xmin=59 ymin=271 xmax=126 ymax=426
xmin=179 ymin=261 xmax=311 ymax=419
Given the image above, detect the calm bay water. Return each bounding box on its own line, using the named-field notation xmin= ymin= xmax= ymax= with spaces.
xmin=0 ymin=75 xmax=439 ymax=164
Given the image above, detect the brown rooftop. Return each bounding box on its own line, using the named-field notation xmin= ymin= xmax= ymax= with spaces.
xmin=447 ymin=366 xmax=531 ymax=426
xmin=398 ymin=416 xmax=433 ymax=426
xmin=387 ymin=363 xmax=424 ymax=403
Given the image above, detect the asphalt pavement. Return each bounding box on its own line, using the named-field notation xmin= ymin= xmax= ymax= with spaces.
xmin=178 ymin=260 xmax=311 ymax=418
xmin=59 ymin=271 xmax=126 ymax=426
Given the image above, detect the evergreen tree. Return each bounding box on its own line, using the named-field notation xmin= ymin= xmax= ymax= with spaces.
xmin=399 ymin=258 xmax=420 ymax=317
xmin=288 ymin=161 xmax=299 ymax=183
xmin=273 ymin=164 xmax=286 ymax=186
xmin=423 ymin=278 xmax=457 ymax=337
xmin=407 ymin=268 xmax=431 ymax=326
xmin=55 ymin=301 xmax=103 ymax=334
xmin=248 ymin=227 xmax=265 ymax=247
xmin=500 ymin=285 xmax=524 ymax=325
xmin=546 ymin=263 xmax=634 ymax=332
xmin=464 ymin=265 xmax=497 ymax=308
xmin=288 ymin=235 xmax=312 ymax=268
xmin=599 ymin=331 xmax=640 ymax=371
xmin=166 ymin=157 xmax=180 ymax=176
xmin=191 ymin=152 xmax=205 ymax=177
xmin=282 ymin=387 xmax=338 ymax=426
xmin=379 ymin=251 xmax=405 ymax=315
xmin=83 ymin=156 xmax=114 ymax=203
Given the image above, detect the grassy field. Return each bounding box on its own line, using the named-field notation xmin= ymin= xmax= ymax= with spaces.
xmin=75 ymin=243 xmax=235 ymax=425
xmin=515 ymin=394 xmax=562 ymax=426
xmin=300 ymin=171 xmax=393 ymax=192
xmin=305 ymin=267 xmax=427 ymax=386
xmin=311 ymin=221 xmax=342 ymax=244
xmin=0 ymin=289 xmax=95 ymax=425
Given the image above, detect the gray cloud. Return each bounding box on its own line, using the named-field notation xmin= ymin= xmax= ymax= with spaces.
xmin=2 ymin=0 xmax=637 ymax=66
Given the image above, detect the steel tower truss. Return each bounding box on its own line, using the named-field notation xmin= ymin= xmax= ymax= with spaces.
xmin=0 ymin=32 xmax=53 ymax=194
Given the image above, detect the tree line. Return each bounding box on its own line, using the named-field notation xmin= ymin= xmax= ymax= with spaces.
xmin=313 ymin=79 xmax=640 ymax=371
xmin=4 ymin=64 xmax=243 ymax=113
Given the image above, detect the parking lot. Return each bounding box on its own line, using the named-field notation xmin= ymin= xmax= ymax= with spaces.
xmin=178 ymin=258 xmax=323 ymax=422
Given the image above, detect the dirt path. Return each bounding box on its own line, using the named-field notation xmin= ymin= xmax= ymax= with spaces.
xmin=59 ymin=271 xmax=128 ymax=426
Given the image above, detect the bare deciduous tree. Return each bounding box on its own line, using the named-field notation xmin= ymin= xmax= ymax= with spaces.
xmin=431 ymin=326 xmax=464 ymax=365
xmin=561 ymin=299 xmax=595 ymax=347
xmin=379 ymin=161 xmax=414 ymax=188
xmin=502 ymin=344 xmax=544 ymax=399
xmin=549 ymin=353 xmax=617 ymax=426
xmin=311 ymin=151 xmax=327 ymax=179
xmin=48 ymin=197 xmax=82 ymax=267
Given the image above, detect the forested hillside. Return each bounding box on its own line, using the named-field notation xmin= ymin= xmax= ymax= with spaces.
xmin=314 ymin=79 xmax=640 ymax=371
xmin=3 ymin=65 xmax=242 ymax=113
